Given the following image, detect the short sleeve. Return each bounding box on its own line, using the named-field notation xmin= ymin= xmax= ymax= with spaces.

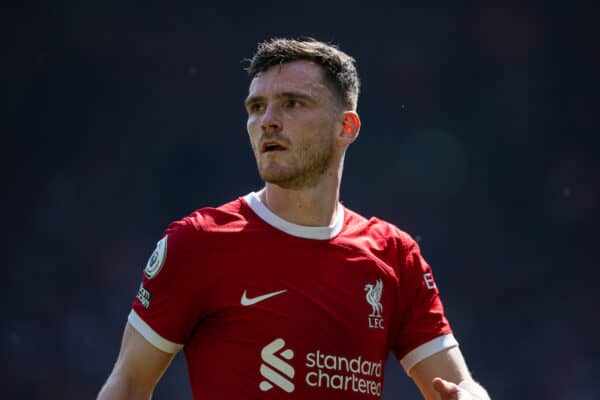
xmin=129 ymin=219 xmax=208 ymax=353
xmin=392 ymin=238 xmax=458 ymax=373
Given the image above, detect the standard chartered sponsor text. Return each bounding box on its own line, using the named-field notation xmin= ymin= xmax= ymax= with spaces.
xmin=305 ymin=350 xmax=383 ymax=397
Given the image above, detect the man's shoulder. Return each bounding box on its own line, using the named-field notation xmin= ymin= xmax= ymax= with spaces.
xmin=168 ymin=196 xmax=251 ymax=235
xmin=342 ymin=206 xmax=416 ymax=249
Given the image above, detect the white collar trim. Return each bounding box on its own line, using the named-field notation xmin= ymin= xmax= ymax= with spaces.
xmin=243 ymin=192 xmax=344 ymax=240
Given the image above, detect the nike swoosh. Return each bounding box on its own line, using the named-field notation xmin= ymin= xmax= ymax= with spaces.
xmin=241 ymin=289 xmax=287 ymax=306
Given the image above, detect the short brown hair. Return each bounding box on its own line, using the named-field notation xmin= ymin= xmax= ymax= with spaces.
xmin=246 ymin=38 xmax=360 ymax=110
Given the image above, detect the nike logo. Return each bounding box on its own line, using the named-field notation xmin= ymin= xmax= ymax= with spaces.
xmin=241 ymin=289 xmax=287 ymax=306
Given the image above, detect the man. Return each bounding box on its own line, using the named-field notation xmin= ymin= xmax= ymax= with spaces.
xmin=98 ymin=38 xmax=491 ymax=399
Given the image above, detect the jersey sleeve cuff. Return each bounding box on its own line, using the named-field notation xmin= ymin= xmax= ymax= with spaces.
xmin=400 ymin=333 xmax=458 ymax=374
xmin=128 ymin=310 xmax=184 ymax=354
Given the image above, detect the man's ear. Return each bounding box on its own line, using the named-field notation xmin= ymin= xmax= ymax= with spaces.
xmin=338 ymin=111 xmax=361 ymax=145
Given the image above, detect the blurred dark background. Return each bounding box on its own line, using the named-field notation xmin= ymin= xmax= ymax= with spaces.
xmin=3 ymin=2 xmax=599 ymax=399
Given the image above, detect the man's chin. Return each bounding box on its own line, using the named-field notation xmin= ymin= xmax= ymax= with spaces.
xmin=261 ymin=174 xmax=321 ymax=190
xmin=261 ymin=172 xmax=300 ymax=190
xmin=260 ymin=167 xmax=289 ymax=182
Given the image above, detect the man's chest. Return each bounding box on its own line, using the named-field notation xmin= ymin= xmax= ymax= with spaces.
xmin=201 ymin=234 xmax=397 ymax=336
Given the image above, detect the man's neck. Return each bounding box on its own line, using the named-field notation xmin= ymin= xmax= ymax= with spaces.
xmin=258 ymin=182 xmax=340 ymax=227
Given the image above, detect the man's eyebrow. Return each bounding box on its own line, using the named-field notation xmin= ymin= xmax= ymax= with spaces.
xmin=277 ymin=91 xmax=314 ymax=101
xmin=245 ymin=91 xmax=315 ymax=106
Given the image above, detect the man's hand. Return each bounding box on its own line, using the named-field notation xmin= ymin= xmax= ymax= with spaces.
xmin=410 ymin=347 xmax=491 ymax=400
xmin=432 ymin=377 xmax=473 ymax=400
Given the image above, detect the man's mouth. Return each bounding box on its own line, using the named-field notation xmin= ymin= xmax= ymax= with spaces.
xmin=261 ymin=141 xmax=287 ymax=153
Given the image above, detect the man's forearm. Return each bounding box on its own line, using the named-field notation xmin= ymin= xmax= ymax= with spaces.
xmin=97 ymin=373 xmax=151 ymax=400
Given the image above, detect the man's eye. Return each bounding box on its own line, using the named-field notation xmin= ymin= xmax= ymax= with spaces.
xmin=248 ymin=103 xmax=265 ymax=113
xmin=285 ymin=99 xmax=302 ymax=108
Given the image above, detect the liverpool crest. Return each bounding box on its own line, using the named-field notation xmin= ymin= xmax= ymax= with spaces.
xmin=365 ymin=279 xmax=384 ymax=329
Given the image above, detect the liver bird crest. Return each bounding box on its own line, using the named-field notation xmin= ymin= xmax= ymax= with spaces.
xmin=364 ymin=279 xmax=383 ymax=317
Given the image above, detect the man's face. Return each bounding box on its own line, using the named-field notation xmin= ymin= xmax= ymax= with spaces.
xmin=245 ymin=60 xmax=343 ymax=189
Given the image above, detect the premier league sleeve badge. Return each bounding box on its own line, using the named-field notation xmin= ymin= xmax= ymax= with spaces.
xmin=144 ymin=235 xmax=168 ymax=279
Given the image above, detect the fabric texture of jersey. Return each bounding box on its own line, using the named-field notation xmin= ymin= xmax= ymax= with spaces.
xmin=129 ymin=192 xmax=457 ymax=399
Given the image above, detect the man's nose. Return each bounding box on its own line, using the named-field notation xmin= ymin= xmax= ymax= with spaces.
xmin=260 ymin=104 xmax=282 ymax=133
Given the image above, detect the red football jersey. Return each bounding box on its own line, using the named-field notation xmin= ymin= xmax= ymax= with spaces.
xmin=130 ymin=192 xmax=457 ymax=399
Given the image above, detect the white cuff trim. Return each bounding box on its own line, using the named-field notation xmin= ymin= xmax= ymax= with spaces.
xmin=128 ymin=310 xmax=184 ymax=354
xmin=400 ymin=333 xmax=458 ymax=374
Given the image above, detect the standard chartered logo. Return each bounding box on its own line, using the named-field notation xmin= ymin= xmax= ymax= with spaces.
xmin=305 ymin=350 xmax=383 ymax=397
xmin=258 ymin=338 xmax=383 ymax=397
xmin=259 ymin=338 xmax=295 ymax=393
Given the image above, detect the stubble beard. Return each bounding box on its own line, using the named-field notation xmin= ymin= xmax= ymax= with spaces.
xmin=258 ymin=135 xmax=336 ymax=190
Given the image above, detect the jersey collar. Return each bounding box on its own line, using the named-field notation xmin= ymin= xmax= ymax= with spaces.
xmin=243 ymin=192 xmax=344 ymax=240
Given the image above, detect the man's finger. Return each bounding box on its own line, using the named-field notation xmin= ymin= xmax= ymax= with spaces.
xmin=432 ymin=377 xmax=460 ymax=395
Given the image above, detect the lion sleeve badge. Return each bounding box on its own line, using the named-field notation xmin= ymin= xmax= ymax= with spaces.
xmin=144 ymin=235 xmax=168 ymax=279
